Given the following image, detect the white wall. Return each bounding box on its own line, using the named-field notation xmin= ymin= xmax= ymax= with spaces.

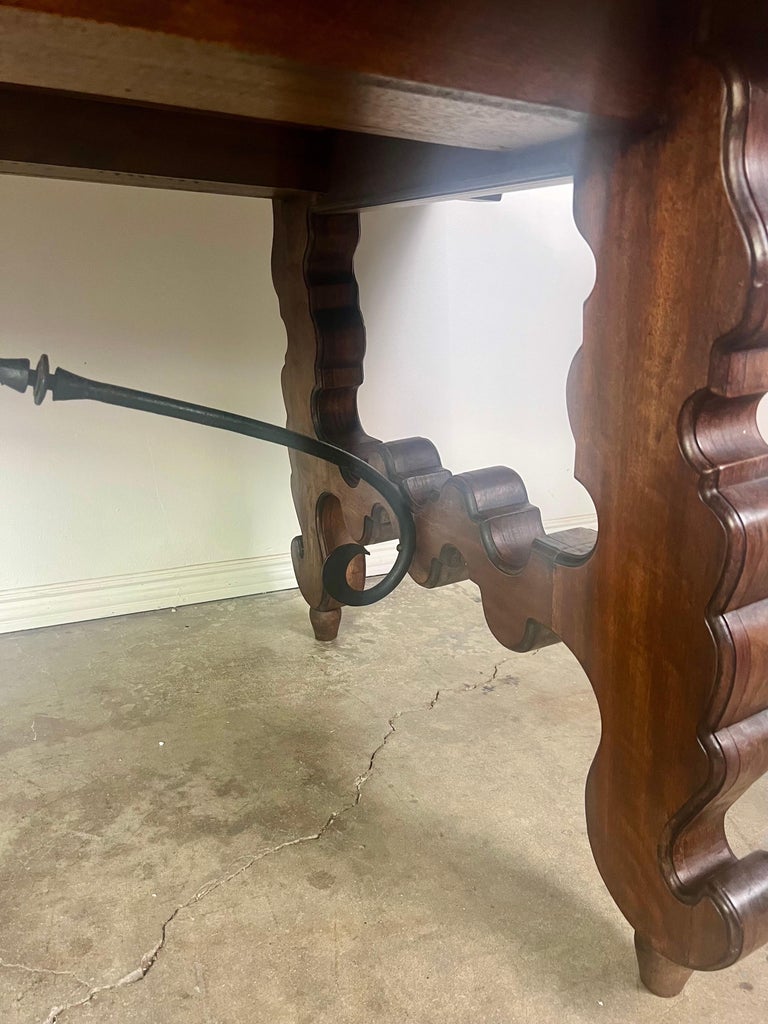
xmin=0 ymin=177 xmax=594 ymax=632
xmin=357 ymin=188 xmax=595 ymax=525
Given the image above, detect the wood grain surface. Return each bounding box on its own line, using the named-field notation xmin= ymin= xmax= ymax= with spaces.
xmin=272 ymin=52 xmax=768 ymax=990
xmin=0 ymin=84 xmax=577 ymax=206
xmin=0 ymin=1 xmax=667 ymax=122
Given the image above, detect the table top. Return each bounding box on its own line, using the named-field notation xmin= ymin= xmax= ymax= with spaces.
xmin=0 ymin=1 xmax=764 ymax=207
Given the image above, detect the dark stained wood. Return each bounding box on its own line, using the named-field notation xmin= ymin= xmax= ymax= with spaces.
xmin=272 ymin=49 xmax=768 ymax=993
xmin=0 ymin=85 xmax=576 ymax=206
xmin=316 ymin=135 xmax=576 ymax=212
xmin=0 ymin=85 xmax=329 ymax=197
xmin=571 ymin=55 xmax=768 ymax=983
xmin=271 ymin=200 xmax=394 ymax=639
xmin=705 ymin=1 xmax=768 ymax=63
xmin=0 ymin=5 xmax=589 ymax=153
xmin=0 ymin=0 xmax=669 ymax=130
xmin=370 ymin=54 xmax=768 ymax=990
xmin=634 ymin=933 xmax=693 ymax=998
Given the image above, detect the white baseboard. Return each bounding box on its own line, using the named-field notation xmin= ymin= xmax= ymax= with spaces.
xmin=0 ymin=553 xmax=299 ymax=636
xmin=0 ymin=513 xmax=597 ymax=635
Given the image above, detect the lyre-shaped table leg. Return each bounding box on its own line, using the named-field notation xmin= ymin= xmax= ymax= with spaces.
xmin=271 ymin=200 xmax=375 ymax=640
xmin=568 ymin=55 xmax=768 ymax=989
xmin=270 ymin=55 xmax=768 ymax=990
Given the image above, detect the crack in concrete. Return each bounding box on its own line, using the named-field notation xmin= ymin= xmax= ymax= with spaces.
xmin=425 ymin=657 xmax=508 ymax=698
xmin=39 ymin=828 xmax=330 ymax=1024
xmin=0 ymin=957 xmax=90 ymax=990
xmin=460 ymin=660 xmax=504 ymax=694
xmin=39 ymin=659 xmax=508 ymax=1023
xmin=351 ymin=688 xmax=441 ymax=802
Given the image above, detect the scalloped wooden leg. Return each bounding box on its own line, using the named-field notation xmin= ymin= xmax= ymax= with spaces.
xmin=397 ymin=53 xmax=768 ymax=992
xmin=271 ymin=58 xmax=768 ymax=986
xmin=271 ymin=198 xmax=385 ymax=639
xmin=634 ymin=934 xmax=692 ymax=998
xmin=564 ymin=55 xmax=768 ymax=985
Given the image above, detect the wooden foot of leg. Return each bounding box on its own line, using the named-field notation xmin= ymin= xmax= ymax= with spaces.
xmin=309 ymin=607 xmax=341 ymax=642
xmin=634 ymin=934 xmax=693 ymax=997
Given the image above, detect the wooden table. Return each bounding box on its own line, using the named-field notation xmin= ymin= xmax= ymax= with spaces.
xmin=2 ymin=0 xmax=768 ymax=997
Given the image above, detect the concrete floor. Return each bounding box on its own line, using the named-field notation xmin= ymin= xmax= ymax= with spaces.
xmin=0 ymin=580 xmax=765 ymax=1024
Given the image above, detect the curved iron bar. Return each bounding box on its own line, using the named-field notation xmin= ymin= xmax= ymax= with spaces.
xmin=0 ymin=354 xmax=415 ymax=607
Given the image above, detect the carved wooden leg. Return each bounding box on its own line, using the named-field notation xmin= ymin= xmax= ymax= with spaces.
xmin=569 ymin=56 xmax=768 ymax=990
xmin=271 ymin=199 xmax=394 ymax=640
xmin=274 ymin=57 xmax=768 ymax=982
xmin=356 ymin=55 xmax=768 ymax=991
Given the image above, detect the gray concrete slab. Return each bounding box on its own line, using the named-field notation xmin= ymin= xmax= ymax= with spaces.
xmin=0 ymin=580 xmax=765 ymax=1023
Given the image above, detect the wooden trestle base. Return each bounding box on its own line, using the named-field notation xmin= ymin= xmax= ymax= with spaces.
xmin=271 ymin=54 xmax=768 ymax=996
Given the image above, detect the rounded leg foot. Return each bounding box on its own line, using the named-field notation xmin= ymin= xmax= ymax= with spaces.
xmin=309 ymin=607 xmax=341 ymax=641
xmin=634 ymin=933 xmax=693 ymax=997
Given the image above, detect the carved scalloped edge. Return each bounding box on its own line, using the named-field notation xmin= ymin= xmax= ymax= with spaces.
xmin=273 ymin=201 xmax=385 ymax=617
xmin=417 ymin=468 xmax=548 ymax=574
xmin=366 ymin=436 xmax=592 ymax=651
xmin=297 ymin=207 xmax=595 ymax=633
xmin=277 ymin=206 xmax=496 ymax=618
xmin=294 ymin=185 xmax=768 ymax=967
xmin=373 ymin=439 xmax=545 ymax=567
xmin=670 ymin=62 xmax=768 ymax=966
xmin=304 ymin=207 xmax=377 ymax=451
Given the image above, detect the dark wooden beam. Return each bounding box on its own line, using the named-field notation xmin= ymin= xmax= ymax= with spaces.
xmin=314 ymin=133 xmax=577 ymax=212
xmin=0 ymin=85 xmax=580 ymax=208
xmin=0 ymin=85 xmax=330 ymax=197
